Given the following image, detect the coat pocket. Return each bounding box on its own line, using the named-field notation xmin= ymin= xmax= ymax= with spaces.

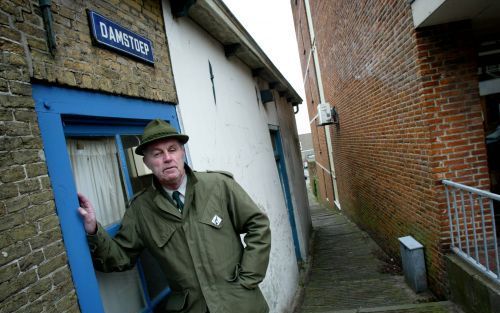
xmin=150 ymin=225 xmax=177 ymax=248
xmin=165 ymin=290 xmax=189 ymax=312
xmin=221 ymin=283 xmax=269 ymax=313
xmin=226 ymin=263 xmax=241 ymax=282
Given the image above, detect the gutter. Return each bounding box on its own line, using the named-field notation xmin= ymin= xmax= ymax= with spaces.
xmin=39 ymin=0 xmax=57 ymax=55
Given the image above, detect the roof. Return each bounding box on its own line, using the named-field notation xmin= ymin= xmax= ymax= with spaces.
xmin=172 ymin=0 xmax=303 ymax=105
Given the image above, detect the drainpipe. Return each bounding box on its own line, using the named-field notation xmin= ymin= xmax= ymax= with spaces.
xmin=39 ymin=0 xmax=56 ymax=56
xmin=303 ymin=0 xmax=340 ymax=209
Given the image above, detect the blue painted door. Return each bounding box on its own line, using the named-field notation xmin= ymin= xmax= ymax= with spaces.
xmin=269 ymin=128 xmax=302 ymax=261
xmin=33 ymin=85 xmax=179 ymax=313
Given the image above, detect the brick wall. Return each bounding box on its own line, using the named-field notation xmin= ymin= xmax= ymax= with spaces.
xmin=415 ymin=21 xmax=489 ymax=293
xmin=0 ymin=0 xmax=175 ymax=312
xmin=291 ymin=0 xmax=488 ymax=297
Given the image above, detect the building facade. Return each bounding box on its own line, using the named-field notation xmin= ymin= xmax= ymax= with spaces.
xmin=292 ymin=0 xmax=500 ymax=297
xmin=0 ymin=0 xmax=310 ymax=312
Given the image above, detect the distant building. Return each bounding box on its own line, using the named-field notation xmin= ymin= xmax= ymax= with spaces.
xmin=299 ymin=133 xmax=314 ymax=163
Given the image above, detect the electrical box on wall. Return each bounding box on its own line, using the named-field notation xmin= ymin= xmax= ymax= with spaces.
xmin=317 ymin=102 xmax=333 ymax=125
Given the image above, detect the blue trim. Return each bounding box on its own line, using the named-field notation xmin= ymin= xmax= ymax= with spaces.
xmin=64 ymin=125 xmax=147 ymax=136
xmin=32 ymin=85 xmax=178 ymax=124
xmin=37 ymin=112 xmax=105 ymax=313
xmin=33 ymin=84 xmax=178 ymax=313
xmin=137 ymin=260 xmax=152 ymax=310
xmin=150 ymin=287 xmax=171 ymax=308
xmin=115 ymin=135 xmax=134 ymax=200
xmin=270 ymin=129 xmax=302 ymax=261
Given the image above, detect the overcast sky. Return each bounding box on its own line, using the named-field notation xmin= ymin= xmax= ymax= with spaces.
xmin=222 ymin=0 xmax=311 ymax=135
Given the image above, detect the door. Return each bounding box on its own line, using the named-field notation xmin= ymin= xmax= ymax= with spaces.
xmin=34 ymin=85 xmax=180 ymax=313
xmin=65 ymin=121 xmax=170 ymax=313
xmin=269 ymin=127 xmax=302 ymax=261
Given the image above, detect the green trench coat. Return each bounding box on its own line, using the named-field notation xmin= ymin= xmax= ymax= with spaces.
xmin=87 ymin=166 xmax=271 ymax=313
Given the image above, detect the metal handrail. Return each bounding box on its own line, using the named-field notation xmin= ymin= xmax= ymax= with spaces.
xmin=443 ymin=180 xmax=500 ymax=283
xmin=443 ymin=180 xmax=500 ymax=201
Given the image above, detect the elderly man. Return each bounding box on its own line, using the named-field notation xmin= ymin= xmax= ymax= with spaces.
xmin=78 ymin=119 xmax=271 ymax=313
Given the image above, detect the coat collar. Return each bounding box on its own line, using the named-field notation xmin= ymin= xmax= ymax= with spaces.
xmin=151 ymin=164 xmax=197 ymax=219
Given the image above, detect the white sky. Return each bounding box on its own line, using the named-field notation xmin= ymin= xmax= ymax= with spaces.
xmin=222 ymin=0 xmax=311 ymax=135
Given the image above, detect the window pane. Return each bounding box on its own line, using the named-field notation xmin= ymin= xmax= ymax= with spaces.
xmin=96 ymin=269 xmax=146 ymax=313
xmin=67 ymin=137 xmax=127 ymax=226
xmin=121 ymin=135 xmax=153 ymax=194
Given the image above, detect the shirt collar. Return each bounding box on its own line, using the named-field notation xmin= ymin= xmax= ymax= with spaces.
xmin=162 ymin=173 xmax=187 ymax=197
xmin=151 ymin=163 xmax=197 ymax=193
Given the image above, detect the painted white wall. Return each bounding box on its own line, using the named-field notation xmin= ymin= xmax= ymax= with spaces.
xmin=162 ymin=1 xmax=302 ymax=312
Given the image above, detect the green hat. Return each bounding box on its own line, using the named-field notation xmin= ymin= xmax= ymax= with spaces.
xmin=135 ymin=119 xmax=189 ymax=155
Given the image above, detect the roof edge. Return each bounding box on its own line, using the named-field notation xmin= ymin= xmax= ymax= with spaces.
xmin=183 ymin=0 xmax=302 ymax=105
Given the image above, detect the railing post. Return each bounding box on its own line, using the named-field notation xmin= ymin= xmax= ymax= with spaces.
xmin=460 ymin=190 xmax=470 ymax=256
xmin=479 ymin=197 xmax=490 ymax=272
xmin=469 ymin=192 xmax=479 ymax=263
xmin=452 ymin=189 xmax=462 ymax=251
xmin=445 ymin=185 xmax=455 ymax=248
xmin=489 ymin=199 xmax=500 ymax=278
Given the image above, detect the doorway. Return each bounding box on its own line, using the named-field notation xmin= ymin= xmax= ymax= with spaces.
xmin=34 ymin=85 xmax=180 ymax=313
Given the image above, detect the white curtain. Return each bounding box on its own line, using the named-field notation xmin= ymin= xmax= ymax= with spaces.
xmin=67 ymin=138 xmax=126 ymax=227
xmin=67 ymin=137 xmax=145 ymax=313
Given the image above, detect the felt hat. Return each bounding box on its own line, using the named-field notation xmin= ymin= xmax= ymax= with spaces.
xmin=135 ymin=119 xmax=189 ymax=155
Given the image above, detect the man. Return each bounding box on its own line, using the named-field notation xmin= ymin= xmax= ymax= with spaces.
xmin=78 ymin=119 xmax=271 ymax=313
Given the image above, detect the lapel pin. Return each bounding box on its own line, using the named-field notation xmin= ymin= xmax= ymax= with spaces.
xmin=211 ymin=215 xmax=222 ymax=226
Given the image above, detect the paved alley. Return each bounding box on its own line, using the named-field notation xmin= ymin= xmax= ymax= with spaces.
xmin=295 ymin=191 xmax=464 ymax=313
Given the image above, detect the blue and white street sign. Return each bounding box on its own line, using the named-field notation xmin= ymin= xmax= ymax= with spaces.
xmin=88 ymin=10 xmax=154 ymax=64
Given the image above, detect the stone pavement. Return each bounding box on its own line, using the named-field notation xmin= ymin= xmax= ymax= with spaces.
xmin=294 ymin=191 xmax=464 ymax=313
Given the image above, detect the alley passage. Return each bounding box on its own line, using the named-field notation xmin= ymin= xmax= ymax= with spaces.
xmin=296 ymin=192 xmax=463 ymax=313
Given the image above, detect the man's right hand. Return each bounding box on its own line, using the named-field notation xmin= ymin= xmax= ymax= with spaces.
xmin=77 ymin=192 xmax=97 ymax=235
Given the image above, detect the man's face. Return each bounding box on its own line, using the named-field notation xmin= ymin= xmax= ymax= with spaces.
xmin=143 ymin=138 xmax=186 ymax=188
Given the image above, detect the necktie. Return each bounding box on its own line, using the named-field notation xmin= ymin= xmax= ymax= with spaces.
xmin=172 ymin=191 xmax=184 ymax=213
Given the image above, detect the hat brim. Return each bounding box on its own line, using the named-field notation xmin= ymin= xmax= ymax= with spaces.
xmin=135 ymin=133 xmax=189 ymax=156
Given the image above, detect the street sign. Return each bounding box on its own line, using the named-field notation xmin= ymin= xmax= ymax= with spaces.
xmin=88 ymin=10 xmax=154 ymax=65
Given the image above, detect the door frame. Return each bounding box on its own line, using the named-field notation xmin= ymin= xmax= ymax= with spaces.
xmin=269 ymin=126 xmax=302 ymax=261
xmin=33 ymin=84 xmax=179 ymax=313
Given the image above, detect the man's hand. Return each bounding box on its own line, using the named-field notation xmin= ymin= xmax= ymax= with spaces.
xmin=77 ymin=192 xmax=97 ymax=235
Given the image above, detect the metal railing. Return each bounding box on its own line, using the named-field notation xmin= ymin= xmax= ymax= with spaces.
xmin=443 ymin=180 xmax=500 ymax=283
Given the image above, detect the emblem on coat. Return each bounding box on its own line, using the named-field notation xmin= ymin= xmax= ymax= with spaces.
xmin=211 ymin=215 xmax=222 ymax=226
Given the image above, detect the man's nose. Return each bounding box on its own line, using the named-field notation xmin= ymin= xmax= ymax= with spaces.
xmin=163 ymin=152 xmax=173 ymax=162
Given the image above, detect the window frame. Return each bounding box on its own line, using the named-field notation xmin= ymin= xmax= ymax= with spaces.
xmin=33 ymin=84 xmax=179 ymax=313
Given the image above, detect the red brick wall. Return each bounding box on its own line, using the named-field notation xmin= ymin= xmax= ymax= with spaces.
xmin=291 ymin=0 xmax=489 ymax=297
xmin=416 ymin=21 xmax=490 ymax=291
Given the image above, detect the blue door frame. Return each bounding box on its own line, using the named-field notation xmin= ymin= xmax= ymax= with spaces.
xmin=33 ymin=85 xmax=179 ymax=313
xmin=269 ymin=127 xmax=302 ymax=261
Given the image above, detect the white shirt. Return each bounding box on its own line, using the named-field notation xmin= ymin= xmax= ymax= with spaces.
xmin=162 ymin=174 xmax=187 ymax=204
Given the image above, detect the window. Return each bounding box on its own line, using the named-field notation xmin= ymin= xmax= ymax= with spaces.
xmin=34 ymin=85 xmax=180 ymax=313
